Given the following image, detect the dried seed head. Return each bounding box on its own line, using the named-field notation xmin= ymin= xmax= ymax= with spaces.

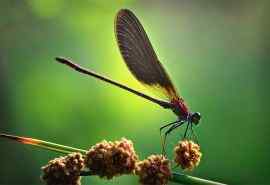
xmin=174 ymin=140 xmax=202 ymax=170
xmin=41 ymin=153 xmax=84 ymax=185
xmin=135 ymin=155 xmax=171 ymax=185
xmin=84 ymin=138 xmax=138 ymax=179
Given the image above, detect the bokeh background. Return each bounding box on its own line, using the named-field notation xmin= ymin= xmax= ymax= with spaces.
xmin=0 ymin=0 xmax=269 ymax=184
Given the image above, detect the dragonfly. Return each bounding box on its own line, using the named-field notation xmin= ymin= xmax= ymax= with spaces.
xmin=56 ymin=9 xmax=201 ymax=153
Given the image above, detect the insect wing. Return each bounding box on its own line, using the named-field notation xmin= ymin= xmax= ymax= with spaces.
xmin=115 ymin=9 xmax=179 ymax=101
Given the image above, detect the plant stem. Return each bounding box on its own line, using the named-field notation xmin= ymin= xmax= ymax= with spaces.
xmin=1 ymin=133 xmax=226 ymax=185
xmin=0 ymin=133 xmax=87 ymax=154
xmin=171 ymin=173 xmax=226 ymax=185
xmin=80 ymin=171 xmax=226 ymax=185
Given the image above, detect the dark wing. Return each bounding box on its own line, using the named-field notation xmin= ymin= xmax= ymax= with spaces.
xmin=115 ymin=9 xmax=179 ymax=100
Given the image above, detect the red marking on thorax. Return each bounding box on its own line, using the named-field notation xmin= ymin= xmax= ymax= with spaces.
xmin=171 ymin=98 xmax=189 ymax=118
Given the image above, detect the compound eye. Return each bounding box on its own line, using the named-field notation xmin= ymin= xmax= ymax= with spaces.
xmin=195 ymin=112 xmax=201 ymax=120
xmin=192 ymin=112 xmax=201 ymax=125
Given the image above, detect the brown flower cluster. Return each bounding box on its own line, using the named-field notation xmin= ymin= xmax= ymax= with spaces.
xmin=40 ymin=138 xmax=202 ymax=185
xmin=174 ymin=140 xmax=202 ymax=170
xmin=135 ymin=155 xmax=171 ymax=185
xmin=41 ymin=153 xmax=84 ymax=185
xmin=84 ymin=138 xmax=138 ymax=179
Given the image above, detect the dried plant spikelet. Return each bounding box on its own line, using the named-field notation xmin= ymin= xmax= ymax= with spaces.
xmin=84 ymin=138 xmax=138 ymax=179
xmin=135 ymin=155 xmax=171 ymax=185
xmin=41 ymin=153 xmax=84 ymax=185
xmin=174 ymin=140 xmax=202 ymax=170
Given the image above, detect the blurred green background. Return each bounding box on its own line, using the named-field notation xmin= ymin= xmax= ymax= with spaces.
xmin=0 ymin=0 xmax=269 ymax=184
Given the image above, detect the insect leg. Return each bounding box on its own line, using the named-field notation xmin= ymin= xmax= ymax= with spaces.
xmin=160 ymin=120 xmax=180 ymax=153
xmin=162 ymin=121 xmax=185 ymax=156
xmin=190 ymin=124 xmax=199 ymax=144
xmin=160 ymin=120 xmax=181 ymax=134
xmin=183 ymin=122 xmax=190 ymax=138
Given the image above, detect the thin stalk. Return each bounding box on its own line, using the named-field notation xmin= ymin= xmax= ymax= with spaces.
xmin=1 ymin=133 xmax=226 ymax=184
xmin=80 ymin=171 xmax=226 ymax=185
xmin=171 ymin=173 xmax=226 ymax=185
xmin=0 ymin=133 xmax=87 ymax=154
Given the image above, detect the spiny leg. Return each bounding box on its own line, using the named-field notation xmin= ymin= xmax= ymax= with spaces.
xmin=187 ymin=123 xmax=193 ymax=139
xmin=190 ymin=123 xmax=199 ymax=144
xmin=183 ymin=122 xmax=190 ymax=138
xmin=160 ymin=120 xmax=181 ymax=154
xmin=162 ymin=124 xmax=178 ymax=156
xmin=160 ymin=120 xmax=181 ymax=134
xmin=162 ymin=121 xmax=185 ymax=156
xmin=186 ymin=123 xmax=193 ymax=139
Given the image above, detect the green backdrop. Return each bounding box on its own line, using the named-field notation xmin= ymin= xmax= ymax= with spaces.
xmin=0 ymin=1 xmax=269 ymax=184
